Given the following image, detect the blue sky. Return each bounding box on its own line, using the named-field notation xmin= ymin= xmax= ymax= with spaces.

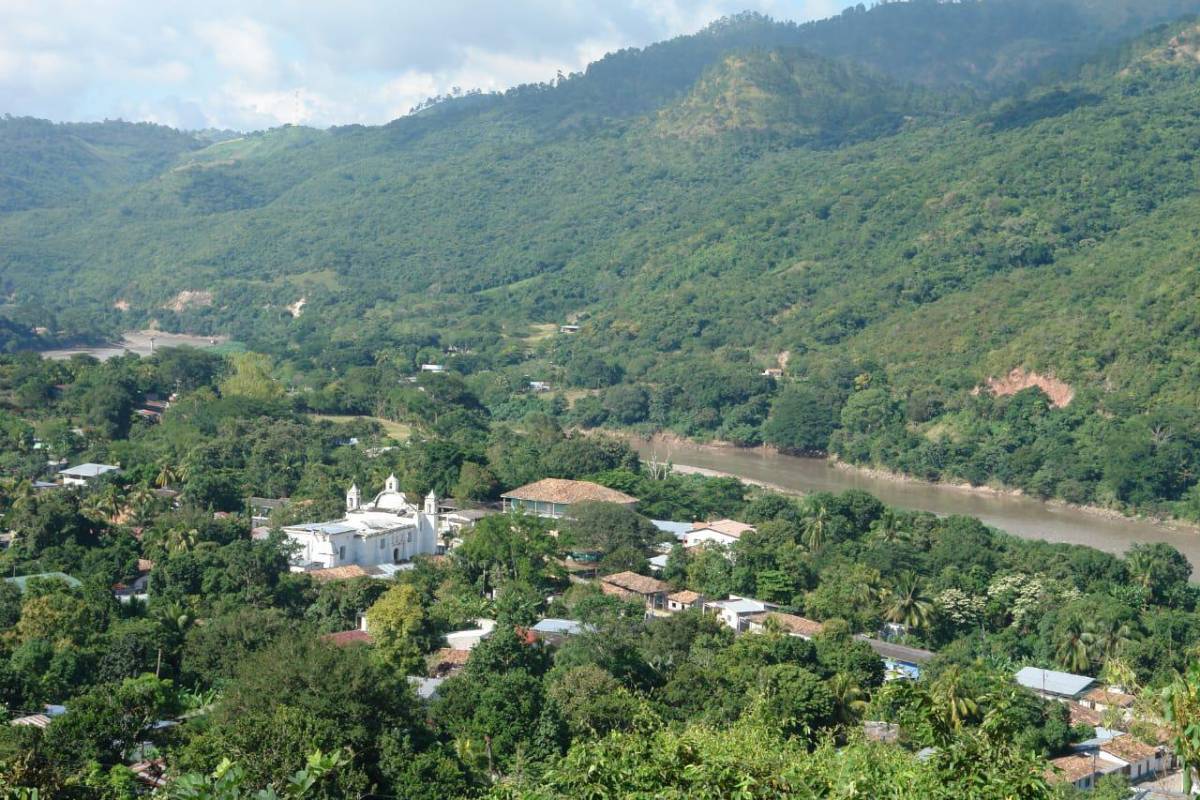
xmin=0 ymin=1 xmax=845 ymax=131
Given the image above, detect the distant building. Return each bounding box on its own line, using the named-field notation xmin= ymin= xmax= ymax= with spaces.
xmin=745 ymin=611 xmax=824 ymax=640
xmin=1016 ymin=666 xmax=1095 ymax=701
xmin=530 ymin=618 xmax=590 ymax=645
xmin=761 ymin=368 xmax=784 ymax=379
xmin=529 ymin=381 xmax=552 ymax=392
xmin=445 ymin=619 xmax=496 ymax=651
xmin=857 ymin=635 xmax=934 ymax=680
xmin=559 ymin=324 xmax=580 ymax=334
xmin=683 ymin=519 xmax=755 ymax=549
xmin=247 ymin=496 xmax=290 ymax=529
xmin=59 ymin=463 xmax=120 ymax=487
xmin=704 ymin=596 xmax=778 ymax=631
xmin=501 ymin=478 xmax=637 ymax=519
xmin=599 ymin=571 xmax=671 ymax=613
xmin=666 ymin=590 xmax=703 ymax=613
xmin=420 ymin=364 xmax=446 ymax=373
xmin=282 ymin=475 xmax=440 ymax=572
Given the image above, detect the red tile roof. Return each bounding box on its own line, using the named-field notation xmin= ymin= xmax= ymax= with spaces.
xmin=322 ymin=629 xmax=374 ymax=647
xmin=600 ymin=571 xmax=671 ymax=597
xmin=668 ymin=590 xmax=702 ymax=604
xmin=1084 ymin=686 xmax=1136 ymax=708
xmin=502 ymin=478 xmax=637 ymax=505
xmin=692 ymin=519 xmax=755 ymax=538
xmin=308 ymin=565 xmax=378 ymax=582
xmin=1100 ymin=735 xmax=1161 ymax=764
xmin=745 ymin=611 xmax=825 ymax=638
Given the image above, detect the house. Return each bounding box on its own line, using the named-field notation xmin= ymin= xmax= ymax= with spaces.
xmin=501 ymin=478 xmax=637 ymax=519
xmin=59 ymin=463 xmax=120 ymax=487
xmin=559 ymin=324 xmax=580 ymax=334
xmin=408 ymin=676 xmax=445 ymax=701
xmin=683 ymin=519 xmax=755 ymax=549
xmin=599 ymin=571 xmax=671 ymax=613
xmin=530 ymin=618 xmax=590 ymax=645
xmin=666 ymin=590 xmax=703 ymax=613
xmin=445 ymin=619 xmax=496 ymax=650
xmin=761 ymin=368 xmax=784 ymax=379
xmin=282 ymin=476 xmax=440 ymax=572
xmin=648 ymin=554 xmax=670 ymax=573
xmin=1097 ymin=735 xmax=1172 ymax=783
xmin=704 ymin=596 xmax=778 ymax=631
xmin=10 ymin=704 xmax=67 ymax=728
xmin=5 ymin=572 xmax=81 ymax=593
xmin=247 ymin=497 xmax=290 ymax=529
xmin=322 ymin=614 xmax=374 ymax=647
xmin=1083 ymin=686 xmax=1137 ymax=715
xmin=1015 ymin=667 xmax=1095 ymax=701
xmin=745 ymin=611 xmax=824 ymax=639
xmin=529 ymin=381 xmax=552 ymax=392
xmin=652 ymin=520 xmax=692 ymax=542
xmin=420 ymin=364 xmax=446 ymax=373
xmin=1045 ymin=752 xmax=1125 ymax=790
xmin=856 ymin=636 xmax=934 ymax=680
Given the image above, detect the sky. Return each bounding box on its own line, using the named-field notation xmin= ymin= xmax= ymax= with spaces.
xmin=0 ymin=0 xmax=846 ymax=131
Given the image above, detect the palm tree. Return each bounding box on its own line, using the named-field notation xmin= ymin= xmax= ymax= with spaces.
xmin=801 ymin=503 xmax=832 ymax=551
xmin=931 ymin=665 xmax=980 ymax=730
xmin=1084 ymin=618 xmax=1136 ymax=665
xmin=1056 ymin=619 xmax=1091 ymax=673
xmin=868 ymin=509 xmax=908 ymax=544
xmin=154 ymin=461 xmax=180 ymax=490
xmin=127 ymin=485 xmax=161 ymax=526
xmin=165 ymin=526 xmax=200 ymax=555
xmin=882 ymin=571 xmax=934 ymax=631
xmin=828 ymin=672 xmax=868 ymax=726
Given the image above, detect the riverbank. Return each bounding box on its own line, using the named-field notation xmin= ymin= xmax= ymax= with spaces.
xmin=621 ymin=431 xmax=1200 ymax=570
xmin=625 ymin=430 xmax=1197 ymax=532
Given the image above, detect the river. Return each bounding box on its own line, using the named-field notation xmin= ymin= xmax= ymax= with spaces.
xmin=630 ymin=437 xmax=1200 ymax=571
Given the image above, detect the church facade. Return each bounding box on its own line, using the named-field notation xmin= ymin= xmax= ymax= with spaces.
xmin=283 ymin=475 xmax=441 ymax=572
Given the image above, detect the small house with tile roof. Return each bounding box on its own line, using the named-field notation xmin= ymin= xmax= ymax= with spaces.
xmin=666 ymin=590 xmax=703 ymax=613
xmin=600 ymin=571 xmax=671 ymax=612
xmin=502 ymin=479 xmax=637 ymax=519
xmin=683 ymin=519 xmax=755 ymax=549
xmin=746 ymin=611 xmax=825 ymax=639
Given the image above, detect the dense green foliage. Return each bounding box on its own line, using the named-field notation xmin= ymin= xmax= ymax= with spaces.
xmin=0 ymin=347 xmax=1191 ymax=796
xmin=6 ymin=3 xmax=1200 ymax=514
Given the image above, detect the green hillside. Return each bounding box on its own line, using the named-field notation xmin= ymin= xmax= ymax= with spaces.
xmin=5 ymin=2 xmax=1200 ymax=516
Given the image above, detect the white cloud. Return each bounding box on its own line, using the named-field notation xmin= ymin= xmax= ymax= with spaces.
xmin=0 ymin=0 xmax=844 ymax=130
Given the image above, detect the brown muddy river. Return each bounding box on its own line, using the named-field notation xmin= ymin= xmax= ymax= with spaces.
xmin=631 ymin=437 xmax=1200 ymax=572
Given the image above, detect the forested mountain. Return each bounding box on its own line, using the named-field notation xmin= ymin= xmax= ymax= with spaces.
xmin=5 ymin=0 xmax=1200 ymax=515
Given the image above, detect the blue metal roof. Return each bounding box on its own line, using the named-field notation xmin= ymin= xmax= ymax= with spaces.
xmin=531 ymin=618 xmax=588 ymax=635
xmin=1015 ymin=666 xmax=1094 ymax=697
xmin=652 ymin=520 xmax=691 ymax=539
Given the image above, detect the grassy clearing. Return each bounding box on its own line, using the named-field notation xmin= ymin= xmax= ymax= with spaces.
xmin=308 ymin=414 xmax=413 ymax=442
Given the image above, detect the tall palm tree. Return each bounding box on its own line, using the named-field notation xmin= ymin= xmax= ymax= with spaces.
xmin=1056 ymin=619 xmax=1091 ymax=673
xmin=883 ymin=571 xmax=934 ymax=630
xmin=801 ymin=503 xmax=832 ymax=551
xmin=165 ymin=526 xmax=200 ymax=555
xmin=931 ymin=665 xmax=981 ymax=730
xmin=127 ymin=485 xmax=161 ymax=526
xmin=1085 ymin=618 xmax=1136 ymax=666
xmin=828 ymin=672 xmax=868 ymax=726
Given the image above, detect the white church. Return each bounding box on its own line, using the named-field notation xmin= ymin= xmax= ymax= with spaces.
xmin=283 ymin=475 xmax=441 ymax=572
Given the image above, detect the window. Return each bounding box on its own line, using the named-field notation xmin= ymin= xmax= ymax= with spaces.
xmin=338 ymin=545 xmax=346 ymax=561
xmin=379 ymin=539 xmax=384 ymax=549
xmin=406 ymin=530 xmax=413 ymax=544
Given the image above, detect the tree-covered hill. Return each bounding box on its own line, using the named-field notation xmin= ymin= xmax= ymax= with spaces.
xmin=6 ymin=1 xmax=1200 ymax=514
xmin=0 ymin=116 xmax=203 ymax=212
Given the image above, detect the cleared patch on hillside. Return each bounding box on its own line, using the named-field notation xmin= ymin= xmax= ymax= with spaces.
xmin=977 ymin=367 xmax=1074 ymax=408
xmin=163 ymin=290 xmax=213 ymax=312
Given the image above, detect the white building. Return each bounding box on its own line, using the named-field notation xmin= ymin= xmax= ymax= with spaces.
xmin=704 ymin=596 xmax=777 ymax=631
xmin=59 ymin=463 xmax=120 ymax=487
xmin=283 ymin=475 xmax=440 ymax=572
xmin=683 ymin=519 xmax=755 ymax=549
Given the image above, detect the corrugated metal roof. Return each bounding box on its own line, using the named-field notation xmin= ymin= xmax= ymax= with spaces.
xmin=652 ymin=520 xmax=692 ymax=538
xmin=1016 ymin=666 xmax=1094 ymax=697
xmin=531 ymin=618 xmax=587 ymax=635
